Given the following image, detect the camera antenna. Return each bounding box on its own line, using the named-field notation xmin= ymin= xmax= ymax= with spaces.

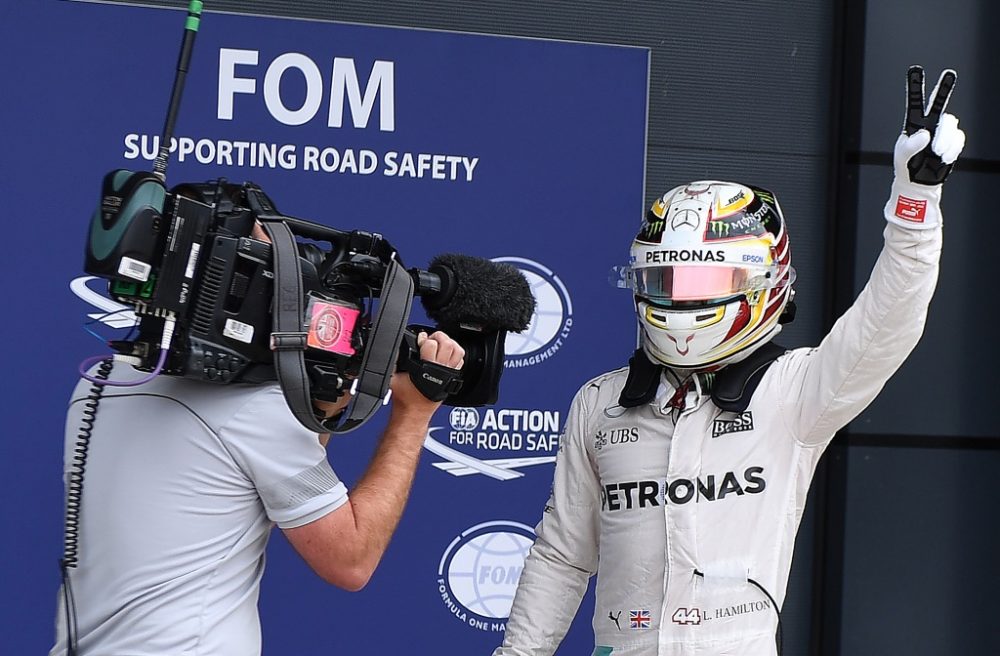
xmin=153 ymin=0 xmax=204 ymax=180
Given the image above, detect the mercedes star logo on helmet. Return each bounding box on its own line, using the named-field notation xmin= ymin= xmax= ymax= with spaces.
xmin=670 ymin=208 xmax=701 ymax=231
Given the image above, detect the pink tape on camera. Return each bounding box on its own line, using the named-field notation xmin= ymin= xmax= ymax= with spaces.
xmin=307 ymin=301 xmax=359 ymax=356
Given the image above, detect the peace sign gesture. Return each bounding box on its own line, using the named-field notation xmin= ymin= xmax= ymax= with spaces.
xmin=897 ymin=66 xmax=965 ymax=186
xmin=904 ymin=66 xmax=955 ymax=137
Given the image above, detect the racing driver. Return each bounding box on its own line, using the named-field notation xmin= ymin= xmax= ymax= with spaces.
xmin=493 ymin=66 xmax=966 ymax=656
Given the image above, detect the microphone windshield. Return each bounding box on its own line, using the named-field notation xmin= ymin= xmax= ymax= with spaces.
xmin=423 ymin=254 xmax=535 ymax=332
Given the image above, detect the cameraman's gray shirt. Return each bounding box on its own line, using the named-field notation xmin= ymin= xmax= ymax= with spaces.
xmin=50 ymin=365 xmax=347 ymax=656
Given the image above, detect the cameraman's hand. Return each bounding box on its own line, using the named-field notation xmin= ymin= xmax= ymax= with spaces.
xmin=389 ymin=331 xmax=465 ymax=421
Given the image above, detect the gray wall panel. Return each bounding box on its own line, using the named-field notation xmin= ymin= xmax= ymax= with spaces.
xmin=860 ymin=0 xmax=998 ymax=160
xmin=849 ymin=0 xmax=999 ymax=438
xmin=840 ymin=445 xmax=1000 ymax=655
xmin=852 ymin=165 xmax=999 ymax=438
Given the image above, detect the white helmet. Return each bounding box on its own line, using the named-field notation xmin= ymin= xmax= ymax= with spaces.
xmin=613 ymin=181 xmax=796 ymax=369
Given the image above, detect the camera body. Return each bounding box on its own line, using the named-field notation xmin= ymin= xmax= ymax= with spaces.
xmin=84 ymin=169 xmax=506 ymax=406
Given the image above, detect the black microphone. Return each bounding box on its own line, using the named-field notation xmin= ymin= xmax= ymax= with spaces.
xmin=402 ymin=254 xmax=535 ymax=406
xmin=416 ymin=253 xmax=535 ymax=332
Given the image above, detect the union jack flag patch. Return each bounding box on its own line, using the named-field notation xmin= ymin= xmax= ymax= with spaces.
xmin=629 ymin=609 xmax=651 ymax=629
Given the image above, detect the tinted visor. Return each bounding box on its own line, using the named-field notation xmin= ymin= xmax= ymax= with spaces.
xmin=615 ymin=264 xmax=794 ymax=301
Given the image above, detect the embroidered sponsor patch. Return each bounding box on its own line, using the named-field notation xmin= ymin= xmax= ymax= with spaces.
xmin=894 ymin=195 xmax=927 ymax=222
xmin=594 ymin=427 xmax=639 ymax=450
xmin=712 ymin=411 xmax=754 ymax=438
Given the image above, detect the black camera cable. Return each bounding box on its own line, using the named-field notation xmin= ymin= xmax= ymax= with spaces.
xmin=60 ymin=358 xmax=113 ymax=656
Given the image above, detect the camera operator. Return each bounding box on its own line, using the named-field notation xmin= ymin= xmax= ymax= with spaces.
xmin=50 ymin=328 xmax=463 ymax=655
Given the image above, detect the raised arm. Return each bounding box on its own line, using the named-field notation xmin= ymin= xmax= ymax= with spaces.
xmin=778 ymin=66 xmax=966 ymax=445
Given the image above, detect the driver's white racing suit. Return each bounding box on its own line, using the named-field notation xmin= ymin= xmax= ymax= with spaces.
xmin=494 ymin=220 xmax=941 ymax=656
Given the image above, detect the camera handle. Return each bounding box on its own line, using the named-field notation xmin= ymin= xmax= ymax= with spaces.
xmin=397 ymin=327 xmax=464 ymax=402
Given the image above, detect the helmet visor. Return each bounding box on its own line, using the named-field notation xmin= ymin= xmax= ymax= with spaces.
xmin=612 ymin=264 xmax=795 ymax=301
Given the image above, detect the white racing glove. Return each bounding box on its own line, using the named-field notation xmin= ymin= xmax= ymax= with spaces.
xmin=884 ymin=66 xmax=966 ymax=229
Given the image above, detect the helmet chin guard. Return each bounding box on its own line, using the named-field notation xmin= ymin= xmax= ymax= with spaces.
xmin=615 ymin=181 xmax=795 ymax=369
xmin=637 ymin=301 xmax=784 ymax=370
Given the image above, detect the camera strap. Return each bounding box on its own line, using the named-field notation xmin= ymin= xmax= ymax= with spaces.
xmin=261 ymin=220 xmax=414 ymax=435
xmin=262 ymin=220 xmax=326 ymax=433
xmin=332 ymin=258 xmax=413 ymax=433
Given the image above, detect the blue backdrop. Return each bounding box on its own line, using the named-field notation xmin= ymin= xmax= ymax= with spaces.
xmin=0 ymin=2 xmax=648 ymax=653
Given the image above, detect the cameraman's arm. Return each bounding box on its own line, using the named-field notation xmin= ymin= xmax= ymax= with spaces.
xmin=282 ymin=331 xmax=463 ymax=591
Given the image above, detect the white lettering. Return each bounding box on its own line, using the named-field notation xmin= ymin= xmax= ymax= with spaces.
xmin=218 ymin=49 xmax=395 ymax=131
xmin=462 ymin=156 xmax=480 ymax=181
xmin=264 ymin=52 xmax=324 ymax=126
xmin=329 ymin=58 xmax=395 ymax=131
xmin=278 ymin=144 xmax=297 ymax=169
xmin=195 ymin=138 xmax=215 ymax=164
xmin=218 ymin=48 xmax=258 ymax=120
xmin=123 ymin=133 xmax=140 ymax=160
xmin=383 ymin=151 xmax=399 ymax=176
xmin=217 ymin=139 xmax=233 ymax=165
xmin=177 ymin=137 xmax=196 ymax=161
xmin=358 ymin=150 xmax=378 ymax=174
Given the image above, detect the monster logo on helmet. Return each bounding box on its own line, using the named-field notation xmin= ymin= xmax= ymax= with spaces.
xmin=613 ymin=180 xmax=796 ymax=370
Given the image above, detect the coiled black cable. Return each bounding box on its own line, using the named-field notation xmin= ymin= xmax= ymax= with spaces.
xmin=694 ymin=569 xmax=783 ymax=656
xmin=60 ymin=358 xmax=113 ymax=656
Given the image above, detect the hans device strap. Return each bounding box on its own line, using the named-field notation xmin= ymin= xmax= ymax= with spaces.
xmin=710 ymin=341 xmax=788 ymax=413
xmin=617 ymin=343 xmax=788 ymax=413
xmin=618 ymin=349 xmax=662 ymax=408
xmin=262 ymin=220 xmax=414 ymax=434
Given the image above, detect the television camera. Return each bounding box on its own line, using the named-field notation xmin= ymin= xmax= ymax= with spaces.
xmin=78 ymin=1 xmax=533 ymax=434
